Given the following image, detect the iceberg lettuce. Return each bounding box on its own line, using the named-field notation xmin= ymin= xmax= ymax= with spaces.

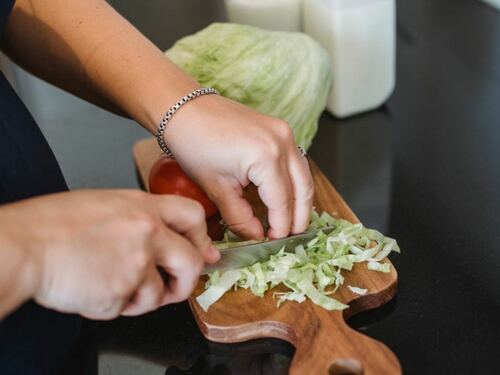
xmin=166 ymin=23 xmax=332 ymax=150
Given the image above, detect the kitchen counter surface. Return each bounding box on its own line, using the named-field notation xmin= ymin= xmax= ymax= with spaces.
xmin=17 ymin=0 xmax=499 ymax=374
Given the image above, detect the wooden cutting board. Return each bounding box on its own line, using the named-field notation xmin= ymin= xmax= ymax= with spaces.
xmin=133 ymin=138 xmax=400 ymax=375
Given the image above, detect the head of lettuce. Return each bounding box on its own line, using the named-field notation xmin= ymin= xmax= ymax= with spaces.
xmin=165 ymin=23 xmax=332 ymax=150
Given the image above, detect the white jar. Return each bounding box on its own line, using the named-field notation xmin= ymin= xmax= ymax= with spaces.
xmin=224 ymin=0 xmax=302 ymax=32
xmin=480 ymin=0 xmax=500 ymax=10
xmin=303 ymin=0 xmax=396 ymax=118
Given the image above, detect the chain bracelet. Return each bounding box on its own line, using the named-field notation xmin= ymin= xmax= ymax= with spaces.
xmin=156 ymin=87 xmax=219 ymax=158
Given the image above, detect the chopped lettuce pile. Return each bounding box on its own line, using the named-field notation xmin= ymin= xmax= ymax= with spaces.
xmin=166 ymin=23 xmax=332 ymax=150
xmin=196 ymin=211 xmax=400 ymax=312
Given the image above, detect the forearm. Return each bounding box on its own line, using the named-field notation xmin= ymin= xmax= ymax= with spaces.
xmin=0 ymin=0 xmax=199 ymax=133
xmin=0 ymin=207 xmax=37 ymax=319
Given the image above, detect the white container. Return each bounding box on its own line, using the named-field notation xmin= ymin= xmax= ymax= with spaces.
xmin=480 ymin=0 xmax=500 ymax=10
xmin=224 ymin=0 xmax=302 ymax=32
xmin=303 ymin=0 xmax=396 ymax=118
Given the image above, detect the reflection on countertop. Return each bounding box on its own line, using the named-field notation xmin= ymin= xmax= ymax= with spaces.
xmin=80 ymin=302 xmax=293 ymax=374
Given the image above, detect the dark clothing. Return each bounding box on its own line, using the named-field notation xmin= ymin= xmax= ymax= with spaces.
xmin=0 ymin=0 xmax=13 ymax=32
xmin=0 ymin=71 xmax=69 ymax=202
xmin=1 ymin=1 xmax=82 ymax=373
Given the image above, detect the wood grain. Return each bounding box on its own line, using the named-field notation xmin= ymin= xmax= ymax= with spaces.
xmin=133 ymin=138 xmax=400 ymax=375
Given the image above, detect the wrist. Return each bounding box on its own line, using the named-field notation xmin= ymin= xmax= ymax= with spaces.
xmin=0 ymin=208 xmax=41 ymax=314
xmin=155 ymin=87 xmax=219 ymax=158
xmin=138 ymin=74 xmax=201 ymax=135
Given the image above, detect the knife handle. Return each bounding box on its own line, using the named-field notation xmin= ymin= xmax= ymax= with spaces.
xmin=287 ymin=303 xmax=401 ymax=375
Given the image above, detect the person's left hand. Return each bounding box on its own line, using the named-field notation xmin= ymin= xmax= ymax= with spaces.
xmin=163 ymin=94 xmax=314 ymax=240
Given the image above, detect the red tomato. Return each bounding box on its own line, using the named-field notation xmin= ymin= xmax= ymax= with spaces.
xmin=206 ymin=213 xmax=225 ymax=241
xmin=149 ymin=156 xmax=218 ymax=218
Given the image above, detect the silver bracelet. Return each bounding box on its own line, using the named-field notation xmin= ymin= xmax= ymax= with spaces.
xmin=156 ymin=87 xmax=219 ymax=158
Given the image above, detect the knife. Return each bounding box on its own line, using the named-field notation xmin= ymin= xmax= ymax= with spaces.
xmin=202 ymin=226 xmax=335 ymax=275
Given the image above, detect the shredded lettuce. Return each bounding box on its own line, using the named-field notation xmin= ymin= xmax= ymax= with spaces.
xmin=196 ymin=211 xmax=400 ymax=312
xmin=196 ymin=270 xmax=242 ymax=312
xmin=367 ymin=261 xmax=391 ymax=273
xmin=347 ymin=285 xmax=368 ymax=295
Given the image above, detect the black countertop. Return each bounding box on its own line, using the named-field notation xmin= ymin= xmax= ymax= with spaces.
xmin=81 ymin=1 xmax=500 ymax=374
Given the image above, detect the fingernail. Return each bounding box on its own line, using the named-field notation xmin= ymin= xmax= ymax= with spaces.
xmin=210 ymin=245 xmax=221 ymax=260
xmin=247 ymin=228 xmax=265 ymax=241
xmin=267 ymin=229 xmax=287 ymax=240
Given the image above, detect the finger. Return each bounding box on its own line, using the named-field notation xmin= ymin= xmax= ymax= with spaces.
xmin=80 ymin=302 xmax=126 ymax=321
xmin=251 ymin=157 xmax=293 ymax=239
xmin=155 ymin=195 xmax=219 ymax=264
xmin=288 ymin=148 xmax=314 ymax=234
xmin=209 ymin=181 xmax=264 ymax=240
xmin=154 ymin=229 xmax=203 ymax=305
xmin=120 ymin=265 xmax=164 ymax=316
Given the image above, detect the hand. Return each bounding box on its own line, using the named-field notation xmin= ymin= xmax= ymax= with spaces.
xmin=164 ymin=95 xmax=314 ymax=240
xmin=0 ymin=190 xmax=219 ymax=320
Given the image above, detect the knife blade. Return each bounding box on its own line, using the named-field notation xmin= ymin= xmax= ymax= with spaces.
xmin=202 ymin=226 xmax=335 ymax=275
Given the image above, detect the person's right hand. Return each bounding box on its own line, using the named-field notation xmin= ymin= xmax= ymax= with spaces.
xmin=0 ymin=190 xmax=218 ymax=320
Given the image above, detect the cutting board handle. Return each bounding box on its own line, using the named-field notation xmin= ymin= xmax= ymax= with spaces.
xmin=288 ymin=304 xmax=401 ymax=375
